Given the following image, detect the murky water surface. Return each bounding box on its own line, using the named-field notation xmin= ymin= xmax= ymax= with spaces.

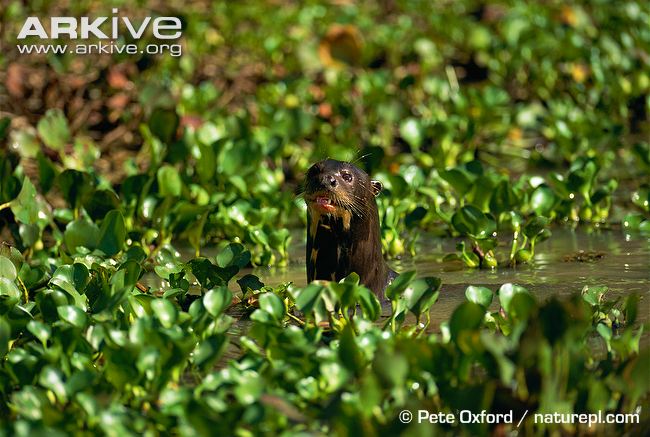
xmin=158 ymin=227 xmax=649 ymax=349
xmin=161 ymin=227 xmax=649 ymax=360
xmin=247 ymin=227 xmax=649 ymax=327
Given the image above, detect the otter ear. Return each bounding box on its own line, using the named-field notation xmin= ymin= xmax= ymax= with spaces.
xmin=370 ymin=180 xmax=383 ymax=197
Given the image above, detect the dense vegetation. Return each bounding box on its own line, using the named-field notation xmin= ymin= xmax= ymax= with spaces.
xmin=1 ymin=0 xmax=649 ymax=434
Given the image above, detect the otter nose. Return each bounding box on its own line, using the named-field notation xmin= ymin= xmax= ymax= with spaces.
xmin=322 ymin=175 xmax=337 ymax=188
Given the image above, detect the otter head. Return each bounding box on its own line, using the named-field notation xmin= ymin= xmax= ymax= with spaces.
xmin=303 ymin=159 xmax=383 ymax=219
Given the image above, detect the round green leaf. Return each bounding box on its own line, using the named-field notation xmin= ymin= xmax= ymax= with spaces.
xmin=57 ymin=305 xmax=88 ymax=328
xmin=27 ymin=320 xmax=51 ymax=344
xmin=0 ymin=256 xmax=17 ymax=280
xmin=530 ymin=185 xmax=556 ymax=216
xmin=37 ymin=109 xmax=70 ymax=150
xmin=203 ymin=287 xmax=233 ymax=318
xmin=384 ymin=270 xmax=417 ymax=301
xmin=404 ymin=277 xmax=441 ymax=317
xmin=97 ymin=210 xmax=126 ymax=256
xmin=465 ymin=285 xmax=493 ymax=307
xmin=157 ymin=165 xmax=182 ymax=197
xmin=151 ymin=298 xmax=178 ymax=328
xmin=399 ymin=118 xmax=422 ymax=149
xmin=0 ymin=278 xmax=21 ymax=300
xmin=449 ymin=301 xmax=485 ymax=341
xmin=451 ymin=205 xmax=496 ymax=239
xmin=523 ymin=216 xmax=549 ymax=239
xmin=216 ymin=243 xmax=251 ymax=269
xmin=39 ymin=366 xmax=67 ymax=402
xmin=193 ymin=335 xmax=228 ymax=371
xmin=498 ymin=283 xmax=530 ymax=314
xmin=258 ymin=292 xmax=285 ymax=322
xmin=64 ymin=219 xmax=100 ymax=253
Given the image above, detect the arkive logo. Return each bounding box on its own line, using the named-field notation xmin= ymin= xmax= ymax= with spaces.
xmin=17 ymin=8 xmax=182 ymax=40
xmin=15 ymin=8 xmax=183 ymax=57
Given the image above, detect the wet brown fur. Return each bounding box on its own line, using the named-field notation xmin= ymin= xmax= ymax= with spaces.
xmin=302 ymin=159 xmax=396 ymax=297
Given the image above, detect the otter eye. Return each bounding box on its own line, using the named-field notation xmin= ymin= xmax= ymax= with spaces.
xmin=341 ymin=171 xmax=353 ymax=183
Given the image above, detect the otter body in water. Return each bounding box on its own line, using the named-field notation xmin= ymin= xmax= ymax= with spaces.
xmin=303 ymin=159 xmax=397 ymax=297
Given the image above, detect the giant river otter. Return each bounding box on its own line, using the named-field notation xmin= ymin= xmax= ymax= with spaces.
xmin=302 ymin=159 xmax=397 ymax=297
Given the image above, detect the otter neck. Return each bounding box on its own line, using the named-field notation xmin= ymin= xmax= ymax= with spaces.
xmin=306 ymin=207 xmax=388 ymax=294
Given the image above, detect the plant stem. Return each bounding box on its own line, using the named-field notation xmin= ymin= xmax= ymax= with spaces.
xmin=509 ymin=231 xmax=519 ymax=263
xmin=286 ymin=312 xmax=305 ymax=326
xmin=530 ymin=238 xmax=536 ymax=257
xmin=17 ymin=276 xmax=29 ymax=304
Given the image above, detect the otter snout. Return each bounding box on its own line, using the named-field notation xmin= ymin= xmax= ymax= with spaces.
xmin=324 ymin=174 xmax=338 ymax=188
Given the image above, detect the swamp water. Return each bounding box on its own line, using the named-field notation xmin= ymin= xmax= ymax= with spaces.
xmin=159 ymin=227 xmax=649 ymax=357
xmin=249 ymin=227 xmax=649 ymax=328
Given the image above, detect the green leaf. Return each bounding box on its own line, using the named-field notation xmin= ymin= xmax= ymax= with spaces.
xmin=292 ymin=283 xmax=333 ymax=324
xmin=0 ymin=117 xmax=10 ymax=140
xmin=216 ymin=243 xmax=251 ymax=269
xmin=149 ymin=108 xmax=179 ymax=143
xmin=523 ymin=216 xmax=549 ymax=239
xmin=39 ymin=366 xmax=68 ymax=402
xmin=465 ymin=285 xmax=493 ymax=307
xmin=0 ymin=278 xmax=21 ymax=300
xmin=193 ymin=335 xmax=228 ymax=371
xmin=0 ymin=245 xmax=23 ymax=272
xmin=530 ymin=185 xmax=556 ymax=216
xmin=441 ymin=168 xmax=473 ymax=197
xmin=372 ymin=343 xmax=408 ymax=388
xmin=625 ymin=294 xmax=639 ymax=325
xmin=0 ymin=317 xmax=10 ymax=358
xmin=151 ymin=299 xmax=178 ymax=328
xmin=57 ymin=305 xmax=88 ymax=328
xmin=384 ymin=270 xmax=416 ymax=301
xmin=623 ymin=213 xmax=644 ymax=230
xmin=37 ymin=109 xmax=70 ymax=150
xmin=27 ymin=320 xmax=51 ymax=344
xmin=50 ymin=265 xmax=88 ymax=310
xmin=84 ymin=189 xmax=121 ymax=221
xmin=10 ymin=387 xmax=46 ymax=421
xmin=404 ymin=277 xmax=441 ymax=318
xmin=10 ymin=178 xmax=43 ymax=225
xmin=0 ymin=256 xmax=17 ymax=281
xmin=203 ymin=287 xmax=232 ymax=317
xmin=581 ymin=285 xmax=608 ymax=306
xmin=258 ymin=292 xmax=285 ymax=322
xmin=157 ymin=165 xmax=182 ymax=197
xmin=508 ymin=292 xmax=536 ymax=322
xmin=196 ymin=142 xmax=216 ymax=184
xmin=357 ymin=287 xmax=381 ymax=321
xmin=64 ymin=219 xmax=100 ymax=253
xmin=97 ymin=210 xmax=126 ymax=256
xmin=399 ymin=118 xmax=422 ymax=149
xmin=233 ymin=372 xmax=263 ymax=405
xmin=489 ymin=180 xmax=519 ymax=214
xmin=57 ymin=169 xmax=95 ymax=210
xmin=451 ymin=205 xmax=496 ymax=239
xmin=498 ymin=283 xmax=530 ymax=314
xmin=18 ymin=223 xmax=40 ymax=247
xmin=339 ymin=324 xmax=364 ymax=374
xmin=449 ymin=301 xmax=485 ymax=341
xmin=237 ymin=274 xmax=264 ymax=294
xmin=36 ymin=152 xmax=57 ymax=194
xmin=597 ymin=323 xmax=612 ymax=346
